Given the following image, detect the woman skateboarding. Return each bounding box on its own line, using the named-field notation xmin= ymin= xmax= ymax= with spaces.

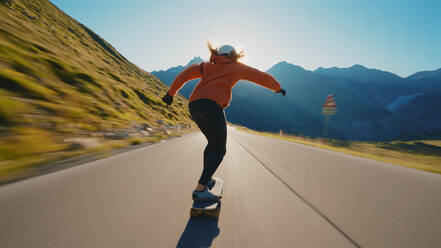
xmin=162 ymin=43 xmax=286 ymax=201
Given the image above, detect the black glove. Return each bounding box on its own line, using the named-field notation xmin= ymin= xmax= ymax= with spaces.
xmin=277 ymin=89 xmax=286 ymax=96
xmin=162 ymin=93 xmax=173 ymax=106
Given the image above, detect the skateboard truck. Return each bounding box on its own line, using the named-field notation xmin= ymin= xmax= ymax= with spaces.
xmin=190 ymin=177 xmax=223 ymax=219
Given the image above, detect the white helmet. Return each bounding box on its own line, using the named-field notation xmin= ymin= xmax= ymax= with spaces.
xmin=217 ymin=45 xmax=237 ymax=56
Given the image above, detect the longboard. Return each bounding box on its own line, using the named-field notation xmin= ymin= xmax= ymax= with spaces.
xmin=190 ymin=177 xmax=223 ymax=219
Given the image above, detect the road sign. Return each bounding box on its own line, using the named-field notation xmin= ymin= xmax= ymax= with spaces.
xmin=322 ymin=95 xmax=337 ymax=137
xmin=323 ymin=95 xmax=337 ymax=107
xmin=322 ymin=95 xmax=337 ymax=115
xmin=322 ymin=107 xmax=336 ymax=115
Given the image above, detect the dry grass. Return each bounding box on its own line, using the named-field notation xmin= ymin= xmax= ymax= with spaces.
xmin=0 ymin=128 xmax=195 ymax=183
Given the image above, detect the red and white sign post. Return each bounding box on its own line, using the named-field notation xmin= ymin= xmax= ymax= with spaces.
xmin=322 ymin=95 xmax=337 ymax=137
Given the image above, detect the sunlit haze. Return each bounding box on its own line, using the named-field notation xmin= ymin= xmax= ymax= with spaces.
xmin=51 ymin=0 xmax=440 ymax=77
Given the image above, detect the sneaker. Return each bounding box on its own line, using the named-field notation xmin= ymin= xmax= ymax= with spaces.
xmin=192 ymin=188 xmax=222 ymax=202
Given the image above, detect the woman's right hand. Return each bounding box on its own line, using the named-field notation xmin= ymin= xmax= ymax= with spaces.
xmin=162 ymin=93 xmax=173 ymax=106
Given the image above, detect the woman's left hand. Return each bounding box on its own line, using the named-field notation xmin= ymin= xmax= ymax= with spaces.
xmin=277 ymin=89 xmax=286 ymax=96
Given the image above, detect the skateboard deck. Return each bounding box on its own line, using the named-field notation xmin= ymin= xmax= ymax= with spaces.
xmin=190 ymin=177 xmax=223 ymax=219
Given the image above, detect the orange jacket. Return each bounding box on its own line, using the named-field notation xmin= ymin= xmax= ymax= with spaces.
xmin=167 ymin=54 xmax=282 ymax=108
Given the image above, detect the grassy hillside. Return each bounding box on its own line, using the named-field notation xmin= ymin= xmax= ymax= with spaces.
xmin=0 ymin=0 xmax=195 ymax=182
xmin=237 ymin=126 xmax=441 ymax=174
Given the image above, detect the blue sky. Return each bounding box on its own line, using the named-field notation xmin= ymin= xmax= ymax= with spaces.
xmin=51 ymin=0 xmax=440 ymax=77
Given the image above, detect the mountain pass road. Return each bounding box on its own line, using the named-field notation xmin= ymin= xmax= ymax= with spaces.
xmin=1 ymin=127 xmax=440 ymax=247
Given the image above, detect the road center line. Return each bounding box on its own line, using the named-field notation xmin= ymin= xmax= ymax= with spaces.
xmin=232 ymin=136 xmax=362 ymax=248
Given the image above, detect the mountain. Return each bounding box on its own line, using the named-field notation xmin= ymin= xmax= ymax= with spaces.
xmin=314 ymin=64 xmax=413 ymax=106
xmin=403 ymin=68 xmax=441 ymax=93
xmin=154 ymin=60 xmax=441 ymax=140
xmin=0 ymin=0 xmax=194 ymax=170
xmin=185 ymin=56 xmax=204 ymax=67
xmin=393 ymin=93 xmax=441 ymax=125
xmin=314 ymin=65 xmax=441 ymax=126
xmin=390 ymin=68 xmax=441 ymax=127
xmin=407 ymin=68 xmax=441 ymax=80
xmin=314 ymin=64 xmax=403 ymax=83
xmin=151 ymin=56 xmax=203 ymax=86
xmin=151 ymin=56 xmax=203 ymax=98
xmin=228 ymin=62 xmax=425 ymax=140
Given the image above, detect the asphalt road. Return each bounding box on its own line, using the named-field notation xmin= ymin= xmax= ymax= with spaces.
xmin=0 ymin=127 xmax=440 ymax=248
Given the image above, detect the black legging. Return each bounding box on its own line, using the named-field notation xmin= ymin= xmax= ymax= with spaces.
xmin=189 ymin=99 xmax=227 ymax=186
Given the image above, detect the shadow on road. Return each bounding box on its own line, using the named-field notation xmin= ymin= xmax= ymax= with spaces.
xmin=176 ymin=217 xmax=220 ymax=248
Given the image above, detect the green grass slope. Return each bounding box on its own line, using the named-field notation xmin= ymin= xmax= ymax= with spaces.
xmin=0 ymin=0 xmax=195 ymax=181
